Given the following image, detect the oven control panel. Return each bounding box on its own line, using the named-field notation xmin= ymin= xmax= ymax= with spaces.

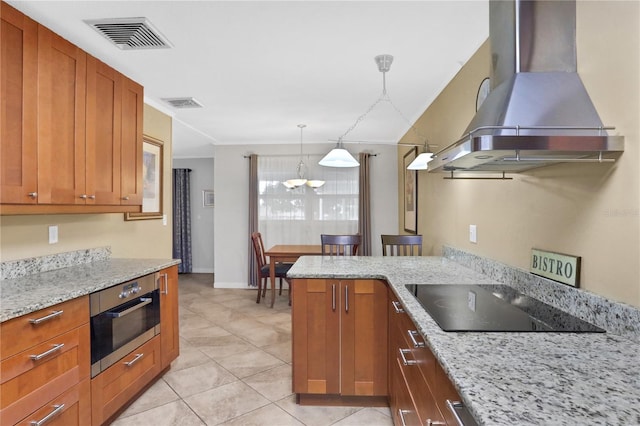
xmin=119 ymin=282 xmax=142 ymax=299
xmin=90 ymin=272 xmax=159 ymax=315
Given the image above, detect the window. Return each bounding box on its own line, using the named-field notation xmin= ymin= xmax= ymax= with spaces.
xmin=258 ymin=155 xmax=358 ymax=248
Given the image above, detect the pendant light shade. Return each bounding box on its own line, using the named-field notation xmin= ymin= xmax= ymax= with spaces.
xmin=318 ymin=144 xmax=359 ymax=168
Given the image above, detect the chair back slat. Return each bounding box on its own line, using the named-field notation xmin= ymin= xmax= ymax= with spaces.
xmin=381 ymin=234 xmax=422 ymax=256
xmin=251 ymin=232 xmax=266 ymax=269
xmin=321 ymin=234 xmax=361 ymax=256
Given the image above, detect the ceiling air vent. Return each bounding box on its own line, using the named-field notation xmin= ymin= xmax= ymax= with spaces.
xmin=162 ymin=97 xmax=204 ymax=109
xmin=85 ymin=17 xmax=172 ymax=50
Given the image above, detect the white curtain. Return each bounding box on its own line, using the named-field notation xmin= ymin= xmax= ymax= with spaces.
xmin=258 ymin=154 xmax=359 ymax=250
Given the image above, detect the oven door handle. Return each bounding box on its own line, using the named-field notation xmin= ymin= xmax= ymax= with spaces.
xmin=105 ymin=298 xmax=153 ymax=318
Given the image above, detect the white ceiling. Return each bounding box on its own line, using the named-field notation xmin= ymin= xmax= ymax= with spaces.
xmin=7 ymin=1 xmax=488 ymax=158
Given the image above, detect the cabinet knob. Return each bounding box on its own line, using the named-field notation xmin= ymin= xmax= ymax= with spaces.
xmin=28 ymin=192 xmax=38 ymax=198
xmin=122 ymin=196 xmax=130 ymax=200
xmin=79 ymin=194 xmax=87 ymax=199
xmin=88 ymin=195 xmax=96 ymax=200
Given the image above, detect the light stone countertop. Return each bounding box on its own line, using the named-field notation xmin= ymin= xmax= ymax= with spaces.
xmin=0 ymin=258 xmax=180 ymax=322
xmin=288 ymin=256 xmax=640 ymax=426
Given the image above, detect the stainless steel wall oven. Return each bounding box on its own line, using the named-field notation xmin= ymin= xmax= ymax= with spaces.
xmin=90 ymin=273 xmax=160 ymax=377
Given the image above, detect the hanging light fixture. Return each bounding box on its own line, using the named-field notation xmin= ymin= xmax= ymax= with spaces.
xmin=283 ymin=124 xmax=325 ymax=189
xmin=407 ymin=140 xmax=434 ymax=170
xmin=321 ymin=54 xmax=427 ymax=168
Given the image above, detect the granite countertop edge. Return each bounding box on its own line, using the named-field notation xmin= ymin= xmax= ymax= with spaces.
xmin=288 ymin=256 xmax=640 ymax=426
xmin=0 ymin=258 xmax=181 ymax=322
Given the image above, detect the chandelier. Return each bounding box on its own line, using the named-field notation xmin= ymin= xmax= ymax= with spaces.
xmin=283 ymin=124 xmax=325 ymax=189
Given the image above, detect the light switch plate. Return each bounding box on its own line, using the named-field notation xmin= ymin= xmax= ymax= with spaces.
xmin=469 ymin=224 xmax=477 ymax=243
xmin=48 ymin=225 xmax=58 ymax=244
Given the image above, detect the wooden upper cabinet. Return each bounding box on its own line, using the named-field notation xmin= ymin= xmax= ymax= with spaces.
xmin=85 ymin=56 xmax=121 ymax=205
xmin=36 ymin=24 xmax=87 ymax=205
xmin=120 ymin=77 xmax=144 ymax=205
xmin=0 ymin=3 xmax=38 ymax=204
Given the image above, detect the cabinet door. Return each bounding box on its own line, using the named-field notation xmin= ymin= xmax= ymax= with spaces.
xmin=85 ymin=55 xmax=121 ymax=205
xmin=292 ymin=279 xmax=340 ymax=395
xmin=0 ymin=4 xmax=38 ymax=204
xmin=160 ymin=266 xmax=180 ymax=369
xmin=340 ymin=279 xmax=388 ymax=396
xmin=120 ymin=76 xmax=143 ymax=205
xmin=37 ymin=25 xmax=87 ymax=204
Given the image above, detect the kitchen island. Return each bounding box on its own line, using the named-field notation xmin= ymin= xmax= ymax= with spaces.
xmin=288 ymin=255 xmax=640 ymax=425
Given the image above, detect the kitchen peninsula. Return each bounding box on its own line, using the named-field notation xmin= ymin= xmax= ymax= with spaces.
xmin=288 ymin=254 xmax=640 ymax=425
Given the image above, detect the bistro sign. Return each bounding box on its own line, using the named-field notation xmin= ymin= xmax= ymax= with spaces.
xmin=530 ymin=248 xmax=581 ymax=287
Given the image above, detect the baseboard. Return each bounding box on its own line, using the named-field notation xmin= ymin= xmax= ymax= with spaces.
xmin=213 ymin=281 xmax=253 ymax=289
xmin=191 ymin=268 xmax=214 ymax=273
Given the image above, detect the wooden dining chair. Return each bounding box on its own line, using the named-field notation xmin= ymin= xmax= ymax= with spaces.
xmin=381 ymin=234 xmax=423 ymax=256
xmin=250 ymin=232 xmax=292 ymax=304
xmin=320 ymin=234 xmax=361 ymax=256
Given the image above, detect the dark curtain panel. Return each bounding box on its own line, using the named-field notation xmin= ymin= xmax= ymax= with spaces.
xmin=248 ymin=154 xmax=259 ymax=287
xmin=358 ymin=153 xmax=372 ymax=256
xmin=173 ymin=168 xmax=192 ymax=273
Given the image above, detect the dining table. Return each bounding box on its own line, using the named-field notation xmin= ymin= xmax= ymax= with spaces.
xmin=264 ymin=244 xmax=323 ymax=308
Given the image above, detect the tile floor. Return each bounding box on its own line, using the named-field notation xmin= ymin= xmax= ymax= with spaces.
xmin=113 ymin=274 xmax=393 ymax=426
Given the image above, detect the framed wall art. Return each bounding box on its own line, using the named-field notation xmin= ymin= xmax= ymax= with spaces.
xmin=125 ymin=136 xmax=164 ymax=221
xmin=403 ymin=147 xmax=418 ymax=234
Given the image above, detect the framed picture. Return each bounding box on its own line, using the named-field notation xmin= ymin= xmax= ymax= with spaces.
xmin=203 ymin=190 xmax=214 ymax=207
xmin=125 ymin=136 xmax=164 ymax=221
xmin=403 ymin=147 xmax=418 ymax=234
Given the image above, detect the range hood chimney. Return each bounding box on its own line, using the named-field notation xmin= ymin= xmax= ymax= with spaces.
xmin=428 ymin=0 xmax=624 ymax=173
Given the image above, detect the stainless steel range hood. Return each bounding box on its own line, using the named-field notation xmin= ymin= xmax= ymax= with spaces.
xmin=428 ymin=0 xmax=624 ymax=173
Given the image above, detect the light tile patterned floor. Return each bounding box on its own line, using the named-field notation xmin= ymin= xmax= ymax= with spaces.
xmin=112 ymin=274 xmax=393 ymax=426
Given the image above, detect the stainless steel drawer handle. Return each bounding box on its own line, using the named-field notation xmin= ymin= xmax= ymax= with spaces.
xmin=427 ymin=419 xmax=446 ymax=426
xmin=446 ymin=400 xmax=466 ymax=426
xmin=399 ymin=348 xmax=417 ymax=366
xmin=160 ymin=273 xmax=169 ymax=295
xmin=332 ymin=284 xmax=336 ymax=311
xmin=30 ymin=404 xmax=65 ymax=426
xmin=29 ymin=310 xmax=64 ymax=325
xmin=407 ymin=330 xmax=425 ymax=348
xmin=391 ymin=300 xmax=404 ymax=313
xmin=397 ymin=409 xmax=409 ymax=426
xmin=106 ymin=297 xmax=152 ymax=318
xmin=30 ymin=343 xmax=65 ymax=361
xmin=123 ymin=353 xmax=144 ymax=367
xmin=344 ymin=285 xmax=349 ymax=313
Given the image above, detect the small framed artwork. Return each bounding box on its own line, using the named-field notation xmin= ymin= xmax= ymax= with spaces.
xmin=203 ymin=190 xmax=214 ymax=207
xmin=403 ymin=147 xmax=418 ymax=234
xmin=125 ymin=136 xmax=164 ymax=221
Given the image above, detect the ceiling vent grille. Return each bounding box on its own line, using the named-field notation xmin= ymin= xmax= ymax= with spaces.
xmin=84 ymin=17 xmax=172 ymax=50
xmin=162 ymin=97 xmax=204 ymax=109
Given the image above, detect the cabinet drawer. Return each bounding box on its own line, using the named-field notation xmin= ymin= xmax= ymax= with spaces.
xmin=91 ymin=335 xmax=162 ymax=425
xmin=0 ymin=323 xmax=90 ymax=425
xmin=1 ymin=296 xmax=89 ymax=360
xmin=16 ymin=378 xmax=91 ymax=426
xmin=390 ymin=357 xmax=421 ymax=426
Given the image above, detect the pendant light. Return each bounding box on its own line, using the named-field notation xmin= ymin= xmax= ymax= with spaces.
xmin=321 ymin=54 xmax=416 ymax=168
xmin=407 ymin=141 xmax=434 ymax=170
xmin=283 ymin=124 xmax=325 ymax=189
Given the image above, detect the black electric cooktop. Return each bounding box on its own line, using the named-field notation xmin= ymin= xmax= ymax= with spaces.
xmin=405 ymin=284 xmax=604 ymax=333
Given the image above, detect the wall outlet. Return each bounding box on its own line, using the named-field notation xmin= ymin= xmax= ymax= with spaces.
xmin=467 ymin=291 xmax=477 ymax=311
xmin=48 ymin=225 xmax=58 ymax=244
xmin=469 ymin=224 xmax=477 ymax=243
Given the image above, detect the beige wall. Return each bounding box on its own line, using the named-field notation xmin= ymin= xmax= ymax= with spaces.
xmin=400 ymin=1 xmax=640 ymax=307
xmin=0 ymin=104 xmax=174 ymax=261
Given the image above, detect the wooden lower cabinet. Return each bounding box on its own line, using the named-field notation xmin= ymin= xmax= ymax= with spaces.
xmin=0 ymin=297 xmax=90 ymax=426
xmin=91 ymin=335 xmax=162 ymax=425
xmin=388 ymin=289 xmax=464 ymax=426
xmin=292 ymin=278 xmax=388 ymax=401
xmin=160 ymin=265 xmax=180 ymax=369
xmin=16 ymin=378 xmax=91 ymax=426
